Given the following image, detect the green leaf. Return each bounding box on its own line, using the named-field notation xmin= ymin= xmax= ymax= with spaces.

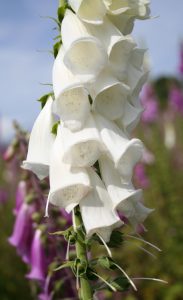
xmin=57 ymin=6 xmax=66 ymax=23
xmin=53 ymin=41 xmax=62 ymax=58
xmin=109 ymin=276 xmax=130 ymax=292
xmin=51 ymin=121 xmax=60 ymax=135
xmin=37 ymin=93 xmax=53 ymax=108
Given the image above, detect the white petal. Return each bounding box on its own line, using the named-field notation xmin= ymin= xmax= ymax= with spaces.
xmin=61 ymin=114 xmax=101 ymax=167
xmin=89 ymin=68 xmax=130 ymax=120
xmin=105 ymin=0 xmax=132 ymax=15
xmin=48 ymin=126 xmax=91 ymax=212
xmin=130 ymin=71 xmax=149 ymax=105
xmin=80 ymin=168 xmax=122 ymax=242
xmin=22 ymin=97 xmax=55 ymax=179
xmin=53 ymin=48 xmax=90 ymax=131
xmin=131 ymin=48 xmax=147 ymax=70
xmin=86 ymin=17 xmax=122 ymax=55
xmin=116 ymin=101 xmax=143 ymax=133
xmin=68 ymin=0 xmax=107 ymax=24
xmin=109 ymin=36 xmax=136 ymax=80
xmin=99 ymin=155 xmax=142 ymax=210
xmin=94 ymin=114 xmax=144 ymax=181
xmin=127 ymin=65 xmax=148 ymax=94
xmin=128 ymin=202 xmax=154 ymax=228
xmin=61 ymin=10 xmax=107 ymax=78
xmin=108 ymin=13 xmax=135 ymax=35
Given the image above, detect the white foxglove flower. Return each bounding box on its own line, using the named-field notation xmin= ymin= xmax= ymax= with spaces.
xmin=68 ymin=0 xmax=107 ymax=24
xmin=80 ymin=168 xmax=122 ymax=242
xmin=99 ymin=155 xmax=142 ymax=209
xmin=131 ymin=48 xmax=147 ymax=70
xmin=94 ymin=114 xmax=144 ymax=181
xmin=108 ymin=14 xmax=135 ymax=35
xmin=22 ymin=97 xmax=55 ymax=180
xmin=127 ymin=202 xmax=153 ymax=228
xmin=61 ymin=114 xmax=102 ymax=167
xmin=48 ymin=126 xmax=91 ymax=212
xmin=86 ymin=17 xmax=136 ymax=67
xmin=130 ymin=71 xmax=149 ymax=106
xmin=99 ymin=155 xmax=153 ymax=227
xmin=52 ymin=47 xmax=90 ymax=131
xmin=61 ymin=9 xmax=107 ymax=79
xmin=105 ymin=0 xmax=150 ymax=18
xmin=89 ymin=68 xmax=130 ymax=120
xmin=116 ymin=101 xmax=143 ymax=134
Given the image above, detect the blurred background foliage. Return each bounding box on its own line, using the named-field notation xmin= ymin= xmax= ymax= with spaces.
xmin=1 ymin=73 xmax=183 ymax=299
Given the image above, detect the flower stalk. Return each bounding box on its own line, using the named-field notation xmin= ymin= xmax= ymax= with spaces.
xmin=73 ymin=207 xmax=93 ymax=300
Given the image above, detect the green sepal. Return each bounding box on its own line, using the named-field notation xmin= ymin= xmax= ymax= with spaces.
xmin=37 ymin=93 xmax=53 ymax=108
xmin=57 ymin=6 xmax=66 ymax=23
xmin=54 ymin=261 xmax=74 ymax=271
xmin=109 ymin=276 xmax=130 ymax=292
xmin=97 ymin=256 xmax=117 ymax=271
xmin=53 ymin=41 xmax=62 ymax=58
xmin=72 ymin=258 xmax=88 ymax=277
xmin=51 ymin=121 xmax=60 ymax=135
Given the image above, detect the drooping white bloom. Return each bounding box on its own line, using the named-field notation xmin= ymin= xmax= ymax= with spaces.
xmin=52 ymin=47 xmax=90 ymax=131
xmin=89 ymin=68 xmax=130 ymax=120
xmin=99 ymin=155 xmax=142 ymax=208
xmin=94 ymin=114 xmax=144 ymax=181
xmin=48 ymin=126 xmax=91 ymax=212
xmin=108 ymin=13 xmax=135 ymax=35
xmin=105 ymin=0 xmax=151 ymax=18
xmin=68 ymin=0 xmax=107 ymax=24
xmin=115 ymin=101 xmax=143 ymax=134
xmin=61 ymin=9 xmax=107 ymax=79
xmin=99 ymin=155 xmax=153 ymax=227
xmin=22 ymin=97 xmax=55 ymax=180
xmin=61 ymin=114 xmax=102 ymax=167
xmin=86 ymin=17 xmax=136 ymax=68
xmin=80 ymin=168 xmax=122 ymax=242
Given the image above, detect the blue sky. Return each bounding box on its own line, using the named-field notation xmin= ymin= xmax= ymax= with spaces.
xmin=0 ymin=0 xmax=183 ymax=142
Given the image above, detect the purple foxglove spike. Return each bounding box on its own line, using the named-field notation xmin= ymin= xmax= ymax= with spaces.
xmin=13 ymin=181 xmax=26 ymax=215
xmin=8 ymin=203 xmax=34 ymax=263
xmin=141 ymin=97 xmax=158 ymax=123
xmin=38 ymin=292 xmax=53 ymax=300
xmin=0 ymin=188 xmax=8 ymax=205
xmin=134 ymin=163 xmax=150 ymax=189
xmin=178 ymin=42 xmax=183 ymax=75
xmin=169 ymin=87 xmax=183 ymax=114
xmin=26 ymin=229 xmax=46 ymax=281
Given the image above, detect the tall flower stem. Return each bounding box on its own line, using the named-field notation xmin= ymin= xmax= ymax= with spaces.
xmin=73 ymin=207 xmax=93 ymax=300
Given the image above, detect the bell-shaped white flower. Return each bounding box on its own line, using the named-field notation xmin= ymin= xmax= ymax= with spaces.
xmin=68 ymin=0 xmax=107 ymax=24
xmin=131 ymin=48 xmax=147 ymax=70
xmin=61 ymin=9 xmax=107 ymax=79
xmin=80 ymin=168 xmax=122 ymax=242
xmin=48 ymin=126 xmax=91 ymax=213
xmin=126 ymin=201 xmax=153 ymax=228
xmin=22 ymin=97 xmax=55 ymax=180
xmin=108 ymin=14 xmax=135 ymax=35
xmin=129 ymin=71 xmax=149 ymax=106
xmin=52 ymin=47 xmax=90 ymax=131
xmin=86 ymin=17 xmax=136 ymax=64
xmin=99 ymin=155 xmax=153 ymax=227
xmin=61 ymin=114 xmax=102 ymax=167
xmin=94 ymin=114 xmax=144 ymax=181
xmin=89 ymin=68 xmax=130 ymax=120
xmin=105 ymin=0 xmax=150 ymax=18
xmin=116 ymin=101 xmax=143 ymax=133
xmin=99 ymin=155 xmax=142 ymax=209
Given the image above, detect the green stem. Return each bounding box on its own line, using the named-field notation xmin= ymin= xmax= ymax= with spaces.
xmin=59 ymin=0 xmax=66 ymax=7
xmin=74 ymin=208 xmax=93 ymax=300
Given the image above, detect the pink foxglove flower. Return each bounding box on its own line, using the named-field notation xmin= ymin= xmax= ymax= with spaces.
xmin=26 ymin=229 xmax=46 ymax=281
